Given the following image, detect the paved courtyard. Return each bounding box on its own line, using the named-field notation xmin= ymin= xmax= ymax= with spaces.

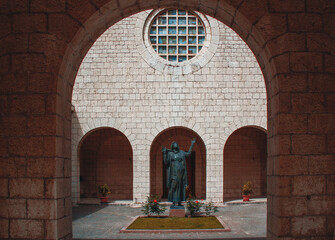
xmin=73 ymin=200 xmax=266 ymax=239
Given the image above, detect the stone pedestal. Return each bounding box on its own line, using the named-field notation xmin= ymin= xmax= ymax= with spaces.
xmin=169 ymin=205 xmax=185 ymax=217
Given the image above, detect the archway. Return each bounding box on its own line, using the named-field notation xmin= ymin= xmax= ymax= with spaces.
xmin=0 ymin=0 xmax=330 ymax=239
xmin=223 ymin=126 xmax=267 ymax=201
xmin=150 ymin=127 xmax=206 ymax=199
xmin=79 ymin=128 xmax=133 ymax=200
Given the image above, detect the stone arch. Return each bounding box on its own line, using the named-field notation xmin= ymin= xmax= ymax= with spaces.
xmin=0 ymin=0 xmax=333 ymax=239
xmin=150 ymin=127 xmax=206 ymax=199
xmin=60 ymin=1 xmax=273 ymax=206
xmin=71 ymin=115 xmax=134 ymax=203
xmin=223 ymin=126 xmax=267 ymax=201
xmin=43 ymin=0 xmax=332 ymax=239
xmin=78 ymin=127 xmax=133 ymax=200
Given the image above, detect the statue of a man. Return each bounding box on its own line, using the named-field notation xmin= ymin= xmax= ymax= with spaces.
xmin=162 ymin=139 xmax=196 ymax=206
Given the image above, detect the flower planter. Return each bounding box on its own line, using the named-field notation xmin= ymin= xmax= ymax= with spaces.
xmin=242 ymin=195 xmax=251 ymax=201
xmin=100 ymin=197 xmax=109 ymax=203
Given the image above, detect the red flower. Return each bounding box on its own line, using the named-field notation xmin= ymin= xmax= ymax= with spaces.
xmin=195 ymin=201 xmax=199 ymax=203
xmin=154 ymin=199 xmax=157 ymax=203
xmin=201 ymin=199 xmax=204 ymax=201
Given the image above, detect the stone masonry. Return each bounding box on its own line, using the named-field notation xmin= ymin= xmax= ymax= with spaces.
xmin=71 ymin=10 xmax=267 ymax=204
xmin=2 ymin=0 xmax=333 ymax=238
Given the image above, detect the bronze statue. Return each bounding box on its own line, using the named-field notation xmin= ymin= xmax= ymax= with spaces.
xmin=162 ymin=139 xmax=196 ymax=206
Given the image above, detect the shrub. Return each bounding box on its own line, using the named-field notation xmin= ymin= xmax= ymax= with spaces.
xmin=186 ymin=199 xmax=219 ymax=217
xmin=186 ymin=198 xmax=204 ymax=216
xmin=142 ymin=195 xmax=166 ymax=216
xmin=204 ymin=201 xmax=218 ymax=216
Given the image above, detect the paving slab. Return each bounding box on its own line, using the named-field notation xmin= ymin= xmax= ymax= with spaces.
xmin=73 ymin=200 xmax=267 ymax=239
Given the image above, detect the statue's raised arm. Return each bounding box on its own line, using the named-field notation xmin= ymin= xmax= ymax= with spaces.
xmin=185 ymin=138 xmax=196 ymax=157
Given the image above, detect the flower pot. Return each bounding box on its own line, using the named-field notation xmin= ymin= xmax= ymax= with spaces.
xmin=242 ymin=195 xmax=250 ymax=201
xmin=100 ymin=197 xmax=109 ymax=203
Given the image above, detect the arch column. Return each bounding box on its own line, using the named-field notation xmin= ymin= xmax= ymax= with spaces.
xmin=132 ymin=147 xmax=151 ymax=203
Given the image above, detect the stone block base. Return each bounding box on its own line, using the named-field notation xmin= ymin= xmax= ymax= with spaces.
xmin=169 ymin=206 xmax=185 ymax=218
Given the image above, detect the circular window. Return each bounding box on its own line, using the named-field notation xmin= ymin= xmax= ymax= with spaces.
xmin=136 ymin=9 xmax=219 ymax=75
xmin=149 ymin=9 xmax=206 ymax=63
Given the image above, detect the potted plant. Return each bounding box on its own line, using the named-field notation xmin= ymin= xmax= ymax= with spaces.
xmin=241 ymin=181 xmax=253 ymax=201
xmin=98 ymin=183 xmax=111 ymax=203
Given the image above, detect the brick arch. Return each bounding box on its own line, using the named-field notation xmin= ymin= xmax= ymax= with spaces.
xmin=150 ymin=127 xmax=206 ymax=199
xmin=78 ymin=127 xmax=133 ymax=200
xmin=1 ymin=0 xmax=333 ymax=239
xmin=56 ymin=1 xmax=333 ymax=239
xmin=71 ymin=117 xmax=133 ymax=203
xmin=223 ymin=126 xmax=267 ymax=201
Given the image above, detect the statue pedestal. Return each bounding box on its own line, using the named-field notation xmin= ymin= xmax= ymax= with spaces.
xmin=169 ymin=205 xmax=185 ymax=218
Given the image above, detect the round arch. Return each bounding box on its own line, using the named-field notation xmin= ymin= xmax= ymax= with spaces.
xmin=223 ymin=126 xmax=267 ymax=201
xmin=1 ymin=0 xmax=333 ymax=239
xmin=150 ymin=127 xmax=206 ymax=199
xmin=58 ymin=1 xmax=275 ymax=203
xmin=78 ymin=127 xmax=133 ymax=200
xmin=54 ymin=0 xmax=301 ymax=239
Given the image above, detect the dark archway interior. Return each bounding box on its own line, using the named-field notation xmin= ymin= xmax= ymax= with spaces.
xmin=150 ymin=127 xmax=206 ymax=199
xmin=223 ymin=127 xmax=267 ymax=201
xmin=80 ymin=128 xmax=133 ymax=200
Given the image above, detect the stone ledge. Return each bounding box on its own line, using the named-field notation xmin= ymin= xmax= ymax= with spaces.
xmin=225 ymin=198 xmax=267 ymax=205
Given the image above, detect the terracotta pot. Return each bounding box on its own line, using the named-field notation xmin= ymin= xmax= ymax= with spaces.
xmin=100 ymin=197 xmax=109 ymax=203
xmin=242 ymin=195 xmax=251 ymax=201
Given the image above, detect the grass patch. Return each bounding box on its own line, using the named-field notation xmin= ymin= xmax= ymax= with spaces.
xmin=127 ymin=216 xmax=224 ymax=230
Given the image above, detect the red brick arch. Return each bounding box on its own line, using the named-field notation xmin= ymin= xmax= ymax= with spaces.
xmin=1 ymin=0 xmax=334 ymax=239
xmin=223 ymin=126 xmax=267 ymax=201
xmin=78 ymin=127 xmax=133 ymax=200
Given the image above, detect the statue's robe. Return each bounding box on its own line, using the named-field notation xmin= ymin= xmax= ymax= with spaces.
xmin=163 ymin=142 xmax=194 ymax=203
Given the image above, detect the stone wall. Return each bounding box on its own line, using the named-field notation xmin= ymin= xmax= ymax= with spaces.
xmin=71 ymin=10 xmax=267 ymax=203
xmin=1 ymin=0 xmax=334 ymax=239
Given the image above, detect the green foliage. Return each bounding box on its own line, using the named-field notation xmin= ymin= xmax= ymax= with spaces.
xmin=186 ymin=199 xmax=219 ymax=217
xmin=204 ymin=201 xmax=218 ymax=216
xmin=97 ymin=184 xmax=111 ymax=197
xmin=186 ymin=198 xmax=204 ymax=216
xmin=241 ymin=181 xmax=253 ymax=195
xmin=142 ymin=195 xmax=166 ymax=216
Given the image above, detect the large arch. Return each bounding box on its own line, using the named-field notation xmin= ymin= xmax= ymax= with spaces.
xmin=78 ymin=128 xmax=133 ymax=200
xmin=1 ymin=0 xmax=334 ymax=239
xmin=223 ymin=126 xmax=267 ymax=201
xmin=150 ymin=127 xmax=206 ymax=199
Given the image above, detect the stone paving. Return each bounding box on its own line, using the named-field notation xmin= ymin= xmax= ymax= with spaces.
xmin=72 ymin=199 xmax=266 ymax=239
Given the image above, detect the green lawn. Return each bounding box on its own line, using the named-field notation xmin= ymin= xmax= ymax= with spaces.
xmin=127 ymin=216 xmax=224 ymax=230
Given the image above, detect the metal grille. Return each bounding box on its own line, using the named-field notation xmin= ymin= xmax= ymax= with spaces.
xmin=149 ymin=9 xmax=206 ymax=63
